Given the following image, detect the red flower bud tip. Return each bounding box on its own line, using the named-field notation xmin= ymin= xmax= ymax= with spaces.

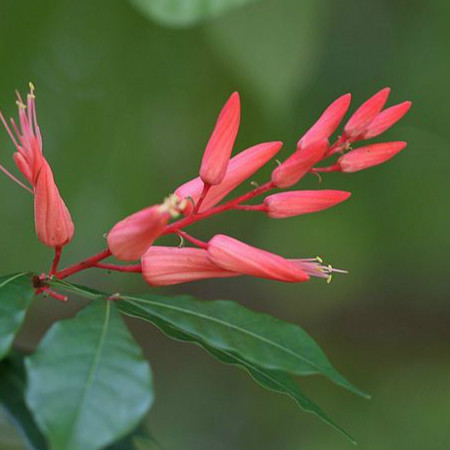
xmin=337 ymin=141 xmax=407 ymax=173
xmin=0 ymin=84 xmax=74 ymax=247
xmin=362 ymin=101 xmax=412 ymax=139
xmin=264 ymin=190 xmax=351 ymax=218
xmin=107 ymin=195 xmax=182 ymax=261
xmin=344 ymin=88 xmax=390 ymax=139
xmin=271 ymin=138 xmax=328 ymax=188
xmin=176 ymin=141 xmax=282 ymax=214
xmin=207 ymin=234 xmax=309 ymax=283
xmin=297 ymin=93 xmax=351 ymax=149
xmin=141 ymin=246 xmax=239 ymax=287
xmin=199 ymin=92 xmax=241 ymax=186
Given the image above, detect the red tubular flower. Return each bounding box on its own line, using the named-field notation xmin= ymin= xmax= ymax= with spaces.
xmin=263 ymin=190 xmax=351 ymax=218
xmin=362 ymin=101 xmax=412 ymax=139
xmin=207 ymin=234 xmax=309 ymax=282
xmin=0 ymin=85 xmax=74 ymax=248
xmin=271 ymin=138 xmax=328 ymax=188
xmin=344 ymin=88 xmax=390 ymax=139
xmin=337 ymin=142 xmax=407 ymax=173
xmin=141 ymin=246 xmax=239 ymax=286
xmin=176 ymin=141 xmax=282 ymax=214
xmin=107 ymin=205 xmax=170 ymax=261
xmin=199 ymin=92 xmax=240 ymax=186
xmin=297 ymin=93 xmax=351 ymax=149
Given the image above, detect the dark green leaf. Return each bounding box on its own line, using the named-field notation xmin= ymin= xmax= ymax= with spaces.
xmin=0 ymin=353 xmax=48 ymax=450
xmin=25 ymin=301 xmax=154 ymax=450
xmin=0 ymin=273 xmax=35 ymax=361
xmin=126 ymin=311 xmax=356 ymax=443
xmin=128 ymin=0 xmax=258 ymax=27
xmin=116 ymin=294 xmax=367 ymax=398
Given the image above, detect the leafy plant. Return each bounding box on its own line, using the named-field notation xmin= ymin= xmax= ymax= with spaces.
xmin=0 ymin=85 xmax=410 ymax=449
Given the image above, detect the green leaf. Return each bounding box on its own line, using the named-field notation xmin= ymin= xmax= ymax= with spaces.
xmin=128 ymin=0 xmax=259 ymax=27
xmin=0 ymin=273 xmax=35 ymax=361
xmin=25 ymin=300 xmax=154 ymax=450
xmin=116 ymin=294 xmax=367 ymax=398
xmin=0 ymin=353 xmax=48 ymax=450
xmin=124 ymin=311 xmax=356 ymax=443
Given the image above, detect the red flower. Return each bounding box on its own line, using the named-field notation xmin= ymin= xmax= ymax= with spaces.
xmin=0 ymin=85 xmax=74 ymax=248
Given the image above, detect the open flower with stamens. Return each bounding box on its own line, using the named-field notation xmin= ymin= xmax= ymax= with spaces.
xmin=0 ymin=84 xmax=74 ymax=248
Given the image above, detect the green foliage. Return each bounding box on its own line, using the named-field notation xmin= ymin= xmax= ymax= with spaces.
xmin=0 ymin=274 xmax=35 ymax=361
xmin=129 ymin=0 xmax=258 ymax=27
xmin=25 ymin=300 xmax=154 ymax=450
xmin=50 ymin=278 xmax=364 ymax=442
xmin=0 ymin=353 xmax=48 ymax=450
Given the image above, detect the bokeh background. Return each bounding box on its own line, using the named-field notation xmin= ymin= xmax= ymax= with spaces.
xmin=0 ymin=0 xmax=449 ymax=449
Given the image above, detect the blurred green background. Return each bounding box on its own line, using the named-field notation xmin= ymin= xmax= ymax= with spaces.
xmin=0 ymin=0 xmax=449 ymax=449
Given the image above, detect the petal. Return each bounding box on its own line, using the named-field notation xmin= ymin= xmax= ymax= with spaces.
xmin=298 ymin=93 xmax=351 ymax=149
xmin=338 ymin=141 xmax=407 ymax=172
xmin=107 ymin=205 xmax=169 ymax=261
xmin=264 ymin=190 xmax=351 ymax=218
xmin=199 ymin=92 xmax=241 ymax=186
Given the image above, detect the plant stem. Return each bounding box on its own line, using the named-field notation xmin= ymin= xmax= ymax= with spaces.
xmin=54 ymin=249 xmax=112 ymax=279
xmin=49 ymin=246 xmax=63 ymax=276
xmin=95 ymin=263 xmax=142 ymax=273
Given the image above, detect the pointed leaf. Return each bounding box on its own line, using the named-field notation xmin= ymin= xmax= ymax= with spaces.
xmin=0 ymin=273 xmax=35 ymax=361
xmin=117 ymin=294 xmax=367 ymax=397
xmin=126 ymin=310 xmax=355 ymax=443
xmin=49 ymin=279 xmax=367 ymax=398
xmin=25 ymin=301 xmax=153 ymax=450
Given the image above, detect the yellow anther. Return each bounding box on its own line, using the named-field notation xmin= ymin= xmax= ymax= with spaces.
xmin=161 ymin=193 xmax=183 ymax=218
xmin=326 ymin=274 xmax=333 ymax=284
xmin=16 ymin=100 xmax=26 ymax=109
xmin=29 ymin=81 xmax=35 ymax=92
xmin=316 ymin=256 xmax=324 ymax=263
xmin=250 ymin=181 xmax=259 ymax=188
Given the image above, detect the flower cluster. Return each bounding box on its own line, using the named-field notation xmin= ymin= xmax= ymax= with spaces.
xmin=0 ymin=86 xmax=410 ymax=296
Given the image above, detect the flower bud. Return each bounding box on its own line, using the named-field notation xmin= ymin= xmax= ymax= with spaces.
xmin=271 ymin=138 xmax=328 ymax=188
xmin=34 ymin=160 xmax=75 ymax=247
xmin=362 ymin=101 xmax=412 ymax=139
xmin=199 ymin=92 xmax=240 ymax=186
xmin=264 ymin=190 xmax=351 ymax=218
xmin=207 ymin=234 xmax=309 ymax=282
xmin=337 ymin=142 xmax=407 ymax=173
xmin=298 ymin=93 xmax=351 ymax=149
xmin=141 ymin=246 xmax=239 ymax=286
xmin=107 ymin=205 xmax=169 ymax=261
xmin=344 ymin=88 xmax=390 ymax=139
xmin=176 ymin=141 xmax=282 ymax=214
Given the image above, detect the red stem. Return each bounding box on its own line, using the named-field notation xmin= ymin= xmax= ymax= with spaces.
xmin=193 ymin=183 xmax=211 ymax=214
xmin=176 ymin=230 xmax=208 ymax=249
xmin=54 ymin=249 xmax=112 ymax=279
xmin=164 ymin=181 xmax=275 ymax=235
xmin=234 ymin=204 xmax=266 ymax=212
xmin=95 ymin=262 xmax=142 ymax=273
xmin=49 ymin=246 xmax=63 ymax=276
